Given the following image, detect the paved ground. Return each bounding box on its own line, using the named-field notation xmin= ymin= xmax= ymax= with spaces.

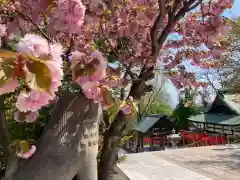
xmin=113 ymin=166 xmax=130 ymax=180
xmin=118 ymin=144 xmax=240 ymax=180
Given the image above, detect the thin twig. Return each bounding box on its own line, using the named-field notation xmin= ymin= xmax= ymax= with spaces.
xmin=138 ymin=77 xmax=166 ymax=119
xmin=99 ymin=23 xmax=137 ymax=79
xmin=15 ymin=10 xmax=52 ymax=42
xmin=223 ymin=16 xmax=240 ymax=28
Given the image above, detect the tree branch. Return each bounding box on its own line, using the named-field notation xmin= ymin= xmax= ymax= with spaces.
xmin=103 ymin=111 xmax=110 ymax=129
xmin=138 ymin=77 xmax=166 ymax=120
xmin=188 ymin=0 xmax=203 ymax=11
xmin=99 ymin=23 xmax=137 ymax=79
xmin=15 ymin=10 xmax=52 ymax=42
xmin=158 ymin=0 xmax=201 ymax=48
xmin=151 ymin=0 xmax=166 ymax=58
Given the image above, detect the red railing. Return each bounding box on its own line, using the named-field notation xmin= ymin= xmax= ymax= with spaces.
xmin=180 ymin=131 xmax=227 ymax=146
xmin=142 ymin=131 xmax=227 ymax=147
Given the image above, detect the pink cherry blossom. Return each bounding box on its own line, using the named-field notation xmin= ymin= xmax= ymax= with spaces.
xmin=0 ymin=24 xmax=6 ymax=37
xmin=91 ymin=68 xmax=106 ymax=82
xmin=81 ymin=81 xmax=101 ymax=100
xmin=16 ymin=34 xmax=49 ymax=57
xmin=0 ymin=79 xmax=20 ymax=95
xmin=17 ymin=145 xmax=36 ymax=159
xmin=46 ymin=61 xmax=63 ymax=82
xmin=74 ymin=51 xmax=107 ymax=84
xmin=49 ymin=0 xmax=86 ymax=35
xmin=70 ymin=51 xmax=86 ymax=62
xmin=121 ymin=104 xmax=132 ymax=115
xmin=14 ymin=111 xmax=20 ymax=122
xmin=91 ymin=51 xmax=107 ymax=69
xmin=14 ymin=111 xmax=38 ymax=123
xmin=25 ymin=111 xmax=38 ymax=122
xmin=45 ymin=61 xmax=63 ymax=92
xmin=50 ymin=43 xmax=64 ymax=65
xmin=16 ymin=91 xmax=52 ymax=112
xmin=75 ymin=51 xmax=108 ymax=100
xmin=76 ymin=76 xmax=91 ymax=84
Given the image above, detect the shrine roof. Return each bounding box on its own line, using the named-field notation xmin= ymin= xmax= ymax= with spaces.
xmin=188 ymin=113 xmax=240 ymax=126
xmin=189 ymin=89 xmax=240 ymax=126
xmin=134 ymin=114 xmax=174 ymax=133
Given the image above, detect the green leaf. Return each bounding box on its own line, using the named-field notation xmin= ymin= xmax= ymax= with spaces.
xmin=0 ymin=50 xmax=17 ymax=87
xmin=101 ymin=86 xmax=115 ymax=107
xmin=93 ymin=38 xmax=108 ymax=51
xmin=25 ymin=60 xmax=52 ymax=93
xmin=72 ymin=63 xmax=95 ymax=80
xmin=9 ymin=139 xmax=22 ymax=148
xmin=0 ymin=70 xmax=8 ymax=87
xmin=107 ymin=55 xmax=117 ymax=63
xmin=19 ymin=140 xmax=30 ymax=153
xmin=116 ymin=37 xmax=130 ymax=53
xmin=0 ymin=0 xmax=10 ymax=4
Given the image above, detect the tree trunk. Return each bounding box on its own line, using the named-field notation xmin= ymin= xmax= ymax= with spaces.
xmin=98 ymin=111 xmax=127 ymax=180
xmin=3 ymin=92 xmax=102 ymax=180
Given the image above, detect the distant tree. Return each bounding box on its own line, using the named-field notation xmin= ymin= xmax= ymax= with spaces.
xmin=138 ymin=75 xmax=172 ymax=119
xmin=217 ymin=18 xmax=240 ymax=92
xmin=146 ymin=103 xmax=173 ymax=116
xmin=172 ymin=88 xmax=203 ymax=130
xmin=172 ymin=100 xmax=203 ymax=130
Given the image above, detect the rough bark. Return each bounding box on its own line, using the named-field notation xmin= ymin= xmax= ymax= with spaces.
xmin=3 ymin=92 xmax=102 ymax=180
xmin=99 ymin=111 xmax=127 ymax=180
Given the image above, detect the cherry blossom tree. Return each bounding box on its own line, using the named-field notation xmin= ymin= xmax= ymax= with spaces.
xmin=216 ymin=18 xmax=240 ymax=92
xmin=0 ymin=0 xmax=234 ymax=180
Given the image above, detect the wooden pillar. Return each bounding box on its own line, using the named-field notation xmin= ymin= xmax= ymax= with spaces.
xmin=196 ymin=122 xmax=199 ymax=128
xmin=136 ymin=132 xmax=139 ymax=152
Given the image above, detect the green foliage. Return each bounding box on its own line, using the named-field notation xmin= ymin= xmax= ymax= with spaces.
xmin=145 ymin=103 xmax=173 ymax=116
xmin=93 ymin=37 xmax=130 ymax=62
xmin=117 ymin=155 xmax=127 ymax=164
xmin=138 ymin=86 xmax=173 ymax=122
xmin=230 ymin=17 xmax=240 ymax=35
xmin=220 ymin=17 xmax=240 ymax=92
xmin=116 ymin=37 xmax=130 ymax=54
xmin=107 ymin=103 xmax=120 ymax=123
xmin=172 ymin=101 xmax=203 ymax=130
xmin=0 ymin=51 xmax=18 ymax=87
xmin=0 ymin=94 xmax=53 ymax=176
xmin=120 ymin=134 xmax=133 ymax=145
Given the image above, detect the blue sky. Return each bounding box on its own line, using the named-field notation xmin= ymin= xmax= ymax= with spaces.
xmin=165 ymin=0 xmax=240 ymax=108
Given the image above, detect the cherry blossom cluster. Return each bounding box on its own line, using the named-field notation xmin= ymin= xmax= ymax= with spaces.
xmin=0 ymin=32 xmax=64 ymax=123
xmin=0 ymin=0 xmax=235 ymax=159
xmin=71 ymin=51 xmax=108 ymax=102
xmin=48 ymin=0 xmax=86 ymax=35
xmin=0 ymin=29 xmax=64 ymax=158
xmin=163 ymin=0 xmax=234 ymax=90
